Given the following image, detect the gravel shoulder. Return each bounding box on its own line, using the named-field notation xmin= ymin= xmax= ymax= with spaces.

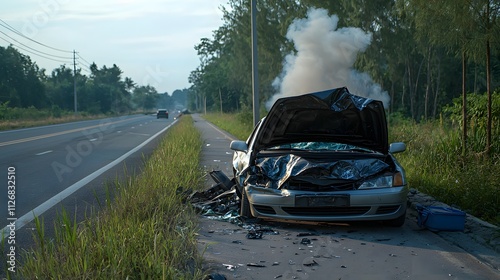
xmin=406 ymin=188 xmax=500 ymax=270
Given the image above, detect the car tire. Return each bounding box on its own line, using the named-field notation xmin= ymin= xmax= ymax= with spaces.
xmin=385 ymin=210 xmax=406 ymax=227
xmin=240 ymin=189 xmax=254 ymax=218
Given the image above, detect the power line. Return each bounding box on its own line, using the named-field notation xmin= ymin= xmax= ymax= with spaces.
xmin=0 ymin=31 xmax=73 ymax=60
xmin=0 ymin=37 xmax=72 ymax=64
xmin=77 ymin=61 xmax=92 ymax=73
xmin=76 ymin=53 xmax=92 ymax=66
xmin=0 ymin=18 xmax=72 ymax=54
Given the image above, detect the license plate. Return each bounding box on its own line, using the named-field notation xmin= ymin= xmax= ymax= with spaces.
xmin=295 ymin=195 xmax=350 ymax=207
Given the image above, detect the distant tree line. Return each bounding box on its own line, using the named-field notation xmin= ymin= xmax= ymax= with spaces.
xmin=189 ymin=0 xmax=500 ymax=121
xmin=0 ymin=45 xmax=189 ymax=115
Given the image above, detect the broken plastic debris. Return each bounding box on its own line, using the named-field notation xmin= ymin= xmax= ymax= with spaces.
xmin=222 ymin=264 xmax=236 ymax=271
xmin=246 ymin=227 xmax=263 ymax=239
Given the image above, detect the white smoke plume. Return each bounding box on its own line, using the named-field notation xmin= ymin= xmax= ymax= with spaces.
xmin=267 ymin=8 xmax=390 ymax=109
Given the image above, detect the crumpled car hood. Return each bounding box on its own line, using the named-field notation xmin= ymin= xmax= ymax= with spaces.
xmin=255 ymin=87 xmax=388 ymax=153
xmin=256 ymin=154 xmax=390 ymax=189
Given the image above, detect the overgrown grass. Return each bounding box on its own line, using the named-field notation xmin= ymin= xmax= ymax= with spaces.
xmin=17 ymin=116 xmax=207 ymax=279
xmin=0 ymin=103 xmax=153 ymax=131
xmin=0 ymin=103 xmax=108 ymax=131
xmin=388 ymin=117 xmax=500 ymax=225
xmin=203 ymin=111 xmax=255 ymax=141
xmin=204 ymin=112 xmax=500 ymax=226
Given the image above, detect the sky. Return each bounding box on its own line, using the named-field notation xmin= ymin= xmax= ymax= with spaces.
xmin=0 ymin=0 xmax=227 ymax=94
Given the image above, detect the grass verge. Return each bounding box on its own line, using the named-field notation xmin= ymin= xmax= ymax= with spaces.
xmin=16 ymin=115 xmax=206 ymax=279
xmin=0 ymin=114 xmax=110 ymax=131
xmin=203 ymin=112 xmax=255 ymax=141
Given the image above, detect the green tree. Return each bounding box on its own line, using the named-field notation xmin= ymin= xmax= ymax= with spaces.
xmin=410 ymin=0 xmax=499 ymax=156
xmin=85 ymin=63 xmax=131 ymax=113
xmin=45 ymin=65 xmax=77 ymax=110
xmin=0 ymin=45 xmax=46 ymax=109
xmin=132 ymin=85 xmax=158 ymax=111
xmin=190 ymin=0 xmax=306 ymax=113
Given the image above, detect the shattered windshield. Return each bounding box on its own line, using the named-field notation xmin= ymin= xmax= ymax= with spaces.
xmin=267 ymin=142 xmax=373 ymax=152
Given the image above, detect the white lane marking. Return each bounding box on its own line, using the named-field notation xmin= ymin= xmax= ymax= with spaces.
xmin=36 ymin=150 xmax=53 ymax=156
xmin=1 ymin=119 xmax=179 ymax=238
xmin=128 ymin=132 xmax=150 ymax=137
xmin=0 ymin=117 xmax=143 ymax=147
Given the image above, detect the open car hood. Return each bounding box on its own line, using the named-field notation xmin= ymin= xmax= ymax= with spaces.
xmin=255 ymin=87 xmax=389 ymax=154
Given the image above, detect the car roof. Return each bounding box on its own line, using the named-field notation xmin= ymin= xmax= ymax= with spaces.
xmin=253 ymin=87 xmax=389 ymax=153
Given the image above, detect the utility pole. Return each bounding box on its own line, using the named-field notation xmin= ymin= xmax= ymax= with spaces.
xmin=251 ymin=0 xmax=259 ymax=126
xmin=73 ymin=50 xmax=78 ymax=114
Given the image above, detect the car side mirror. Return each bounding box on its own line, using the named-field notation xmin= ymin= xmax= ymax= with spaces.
xmin=389 ymin=142 xmax=406 ymax=154
xmin=230 ymin=140 xmax=248 ymax=152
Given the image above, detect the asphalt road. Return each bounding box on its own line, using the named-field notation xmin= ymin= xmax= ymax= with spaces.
xmin=0 ymin=114 xmax=175 ymax=235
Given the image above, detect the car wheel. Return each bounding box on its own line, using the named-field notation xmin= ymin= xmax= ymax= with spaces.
xmin=240 ymin=189 xmax=254 ymax=219
xmin=385 ymin=210 xmax=406 ymax=227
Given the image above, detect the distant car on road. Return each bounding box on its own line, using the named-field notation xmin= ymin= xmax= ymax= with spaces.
xmin=156 ymin=109 xmax=169 ymax=119
xmin=230 ymin=87 xmax=408 ymax=226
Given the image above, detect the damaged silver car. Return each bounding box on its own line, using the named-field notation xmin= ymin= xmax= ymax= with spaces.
xmin=230 ymin=87 xmax=408 ymax=226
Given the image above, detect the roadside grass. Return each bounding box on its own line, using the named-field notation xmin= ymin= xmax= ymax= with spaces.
xmin=388 ymin=118 xmax=500 ymax=226
xmin=17 ymin=115 xmax=207 ymax=279
xmin=0 ymin=103 xmax=154 ymax=131
xmin=0 ymin=114 xmax=109 ymax=131
xmin=203 ymin=113 xmax=500 ymax=226
xmin=203 ymin=111 xmax=255 ymax=141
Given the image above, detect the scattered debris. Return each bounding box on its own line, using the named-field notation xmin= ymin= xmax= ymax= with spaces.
xmin=297 ymin=232 xmax=316 ymax=237
xmin=222 ymin=264 xmax=236 ymax=271
xmin=303 ymin=257 xmax=319 ymax=267
xmin=188 ymin=171 xmax=284 ymax=241
xmin=246 ymin=226 xmax=263 ymax=239
xmin=300 ymin=238 xmax=312 ymax=245
xmin=247 ymin=263 xmax=266 ymax=267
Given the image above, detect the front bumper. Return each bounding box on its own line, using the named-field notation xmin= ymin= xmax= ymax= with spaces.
xmin=245 ymin=185 xmax=408 ymax=222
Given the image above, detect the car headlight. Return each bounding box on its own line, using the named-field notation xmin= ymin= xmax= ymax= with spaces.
xmin=358 ymin=172 xmax=403 ymax=189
